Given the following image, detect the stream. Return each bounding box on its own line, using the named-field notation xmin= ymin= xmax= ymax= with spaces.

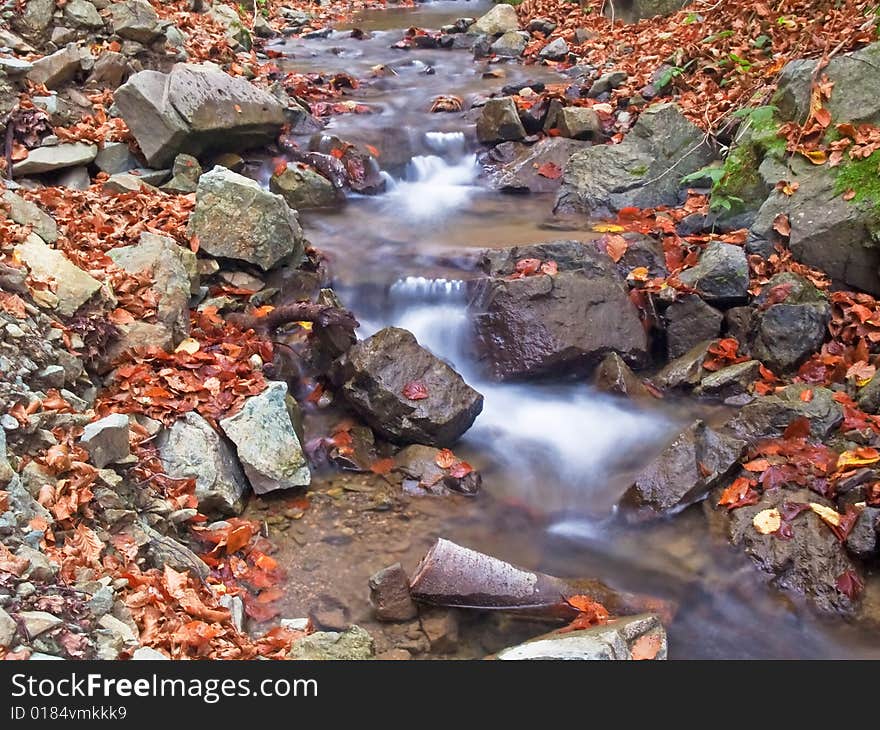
xmin=246 ymin=1 xmax=880 ymax=658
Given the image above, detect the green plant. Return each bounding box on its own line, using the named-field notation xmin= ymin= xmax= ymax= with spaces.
xmin=834 ymin=151 xmax=880 ymax=208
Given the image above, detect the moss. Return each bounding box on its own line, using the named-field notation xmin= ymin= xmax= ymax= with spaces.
xmin=834 ymin=151 xmax=880 ymax=210
xmin=629 ymin=164 xmax=649 ymax=177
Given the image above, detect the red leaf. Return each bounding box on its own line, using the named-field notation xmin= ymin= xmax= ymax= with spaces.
xmin=836 ymin=569 xmax=864 ymax=600
xmin=434 ymin=449 xmax=456 ymax=469
xmin=402 ymin=381 xmax=429 ymax=400
xmin=783 ymin=416 xmax=811 ymax=440
xmin=536 ymin=161 xmax=562 ymax=179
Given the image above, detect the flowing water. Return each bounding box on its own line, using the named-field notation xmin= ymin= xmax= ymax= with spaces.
xmin=253 ymin=1 xmax=880 ymax=658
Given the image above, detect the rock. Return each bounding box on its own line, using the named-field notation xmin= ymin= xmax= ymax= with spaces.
xmin=219 ymin=594 xmax=245 ymax=633
xmin=721 ymin=487 xmax=859 ymax=615
xmin=269 ymin=164 xmax=337 ymax=209
xmin=80 ymin=413 xmax=130 ymax=468
xmin=539 ymin=37 xmax=569 ymax=61
xmin=529 ymin=17 xmax=558 ymax=35
xmin=108 ymin=232 xmax=195 ymax=340
xmin=253 ymin=13 xmax=274 ymax=38
xmin=677 ymin=241 xmax=749 ymax=305
xmin=55 ymin=166 xmax=92 ymax=190
xmin=621 ymin=420 xmax=745 ymax=520
xmin=588 ymin=70 xmax=628 ymax=98
xmin=696 ymin=360 xmax=762 ymax=398
xmin=476 ymin=97 xmax=526 ymax=144
xmin=555 ymin=107 xmax=601 ymax=140
xmin=87 ymin=51 xmax=129 ymax=88
xmin=161 ymin=154 xmax=202 ymax=195
xmin=0 ymin=430 xmax=15 ymax=486
xmin=19 ymin=610 xmax=62 ymax=637
xmin=99 ymin=322 xmax=173 ymax=369
xmin=0 ymin=57 xmax=33 ymax=76
xmin=187 ymin=166 xmax=304 ymax=271
xmin=287 ymin=625 xmax=375 ymax=660
xmin=492 ymin=137 xmax=588 ymax=193
xmin=158 ymin=412 xmax=248 ymax=514
xmin=394 ymin=444 xmax=482 ymax=496
xmin=470 ymin=4 xmax=520 ymax=35
xmin=98 ymin=614 xmax=138 ymax=645
xmin=369 ymin=563 xmax=418 ymax=622
xmin=419 ymin=609 xmax=459 ymax=653
xmin=139 ymin=523 xmax=209 ymax=580
xmin=491 ymin=30 xmax=529 ymax=58
xmin=208 ymin=3 xmax=252 ymax=51
xmin=0 ymin=607 xmax=16 ymax=648
xmin=114 ymin=64 xmax=286 ymax=168
xmin=109 ymin=0 xmax=163 ymax=43
xmin=64 ymin=0 xmax=104 ymax=29
xmin=726 ymin=384 xmax=843 ymax=442
xmin=555 ymin=103 xmax=713 ymax=217
xmin=593 ymin=351 xmax=649 ymax=398
xmin=664 ymin=295 xmax=722 ymax=359
xmin=334 ymin=327 xmax=483 ymax=447
xmin=2 ymin=190 xmax=57 ymax=243
xmin=846 ymin=507 xmax=879 ymax=560
xmin=470 ymin=241 xmax=648 ymax=379
xmin=219 ymin=381 xmax=310 ymax=494
xmin=132 ymin=646 xmax=169 ymax=660
xmin=94 ymin=142 xmax=139 ymax=175
xmin=16 ymin=545 xmax=55 ymax=581
xmin=12 ymin=0 xmax=55 ymax=38
xmin=496 ymin=613 xmax=666 ymax=660
xmin=26 ymin=43 xmax=82 ymax=89
xmin=12 ymin=142 xmax=97 ymax=176
xmin=747 ymin=273 xmax=830 ymax=372
xmin=858 ymin=373 xmax=880 ymax=414
xmin=102 ymin=172 xmax=156 ymax=194
xmin=15 ymin=233 xmax=101 ymax=317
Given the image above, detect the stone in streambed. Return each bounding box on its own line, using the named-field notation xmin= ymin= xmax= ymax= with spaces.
xmin=695 ymin=360 xmax=762 ymax=399
xmin=187 ymin=166 xmax=304 ymax=271
xmin=491 ymin=31 xmax=529 ymax=58
xmin=334 ymin=327 xmax=483 ymax=447
xmin=394 ymin=444 xmax=482 ymax=496
xmin=219 ymin=381 xmax=310 ymax=494
xmin=369 ymin=563 xmax=418 ymax=622
xmin=664 ymin=294 xmax=722 ymax=359
xmin=539 ymin=37 xmax=569 ymax=61
xmin=593 ymin=351 xmax=650 ymax=398
xmin=269 ymin=163 xmax=337 ymax=209
xmin=157 ymin=412 xmax=248 ymax=514
xmin=492 ymin=138 xmax=588 ymax=193
xmin=476 ymin=97 xmax=526 ymax=144
xmin=726 ymin=384 xmax=843 ymax=442
xmin=555 ymin=107 xmax=601 ymax=140
xmin=80 ymin=413 xmax=130 ymax=469
xmin=470 ymin=4 xmax=520 ymax=35
xmin=287 ymin=625 xmax=375 ymax=660
xmin=677 ymin=241 xmax=749 ymax=305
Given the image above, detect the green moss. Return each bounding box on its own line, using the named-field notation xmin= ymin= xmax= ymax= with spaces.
xmin=834 ymin=151 xmax=880 ymax=210
xmin=629 ymin=164 xmax=649 ymax=177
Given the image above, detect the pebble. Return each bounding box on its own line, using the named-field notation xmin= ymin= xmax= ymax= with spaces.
xmin=19 ymin=610 xmax=62 ymax=637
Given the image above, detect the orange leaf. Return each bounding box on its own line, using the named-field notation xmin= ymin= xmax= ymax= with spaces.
xmin=226 ymin=525 xmax=253 ymax=554
xmin=604 ymin=234 xmax=629 ymax=263
xmin=402 ymin=381 xmax=429 ymax=400
xmin=536 ymin=161 xmax=562 ymax=179
xmin=435 ymin=449 xmax=456 ymax=469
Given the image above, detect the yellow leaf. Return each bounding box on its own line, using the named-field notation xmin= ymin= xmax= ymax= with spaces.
xmin=174 ymin=338 xmax=201 ymax=355
xmin=627 ymin=266 xmax=650 ymax=282
xmin=592 ymin=223 xmax=625 ymax=233
xmin=803 ymin=149 xmax=827 ymax=165
xmin=809 ymin=502 xmax=841 ymax=527
xmin=753 ymin=508 xmax=781 ymax=535
xmin=836 ymin=449 xmax=880 ymax=469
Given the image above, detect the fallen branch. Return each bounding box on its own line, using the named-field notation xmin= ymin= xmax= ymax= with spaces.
xmin=226 ymin=302 xmax=359 ymax=335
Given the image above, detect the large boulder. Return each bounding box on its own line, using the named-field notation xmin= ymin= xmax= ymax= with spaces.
xmin=621 ymin=420 xmax=745 ymax=521
xmin=157 ymin=412 xmax=248 ymax=514
xmin=219 ymin=381 xmax=310 ymax=495
xmin=726 ymin=384 xmax=843 ymax=442
xmin=187 ymin=166 xmax=304 ymax=271
xmin=114 ymin=64 xmax=287 ymax=168
xmin=491 ymin=138 xmax=588 ymax=193
xmin=555 ymin=103 xmax=713 ymax=217
xmin=470 ymin=4 xmax=520 ymax=35
xmin=469 ymin=241 xmax=648 ymax=380
xmin=334 ymin=327 xmax=483 ymax=447
xmin=109 ymin=0 xmax=163 ymax=43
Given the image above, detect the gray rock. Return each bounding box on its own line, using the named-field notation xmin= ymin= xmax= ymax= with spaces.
xmin=132 ymin=646 xmax=169 ymax=659
xmin=555 ymin=103 xmax=714 ymax=217
xmin=19 ymin=610 xmax=62 ymax=637
xmin=138 ymin=523 xmax=209 ymax=580
xmin=15 ymin=233 xmax=102 ymax=317
xmin=161 ymin=154 xmax=202 ymax=195
xmin=555 ymin=106 xmax=601 ymax=140
xmin=16 ymin=545 xmax=55 ymax=581
xmin=114 ymin=64 xmax=287 ymax=168
xmin=490 ymin=30 xmax=529 ymax=58
xmin=539 ymin=37 xmax=569 ymax=61
xmin=219 ymin=594 xmax=245 ymax=632
xmin=846 ymin=506 xmax=879 ymax=560
xmin=187 ymin=166 xmax=304 ymax=271
xmin=470 ymin=4 xmax=520 ymax=35
xmin=0 ymin=57 xmax=33 ymax=76
xmin=587 ymin=70 xmax=628 ymax=98
xmin=493 ymin=137 xmax=588 ymax=193
xmin=593 ymin=351 xmax=649 ymax=397
xmin=87 ymin=51 xmax=130 ymax=89
xmin=727 ymin=384 xmax=843 ymax=442
xmin=26 ymin=43 xmax=82 ymax=89
xmin=858 ymin=372 xmax=880 ymax=414
xmin=287 ymin=625 xmax=374 ymax=660
xmin=100 ymin=321 xmax=173 ymax=369
xmin=269 ymin=164 xmax=337 ymax=209
xmin=614 ymin=0 xmax=690 ymax=22
xmin=665 ymin=295 xmax=722 ymax=359
xmin=12 ymin=0 xmax=55 ymax=38
xmin=0 ymin=429 xmax=15 ymax=486
xmin=622 ymin=420 xmax=745 ymax=520
xmin=470 ymin=241 xmax=648 ymax=379
xmin=109 ymin=0 xmax=163 ymax=43
xmin=476 ymin=97 xmax=526 ymax=144
xmin=158 ymin=412 xmax=248 ymax=514
xmin=219 ymin=381 xmax=310 ymax=494
xmin=528 ymin=17 xmax=558 ymax=35
xmin=696 ymin=360 xmax=761 ymax=398
xmin=102 ymin=172 xmax=156 ymax=194
xmin=98 ymin=614 xmax=138 ymax=645
xmin=64 ymin=0 xmax=104 ymax=29
xmin=334 ymin=327 xmax=483 ymax=447
xmin=12 ymin=142 xmax=97 ymax=176
xmin=2 ymin=190 xmax=58 ymax=243
xmin=394 ymin=444 xmax=482 ymax=496
xmin=55 ymin=166 xmax=91 ymax=190
xmin=677 ymin=241 xmax=749 ymax=305
xmin=0 ymin=607 xmax=16 ymax=648
xmin=208 ymin=3 xmax=252 ymax=51
xmin=369 ymin=563 xmax=418 ymax=622
xmin=94 ymin=142 xmax=139 ymax=175
xmin=80 ymin=413 xmax=130 ymax=468
xmin=497 ymin=613 xmax=667 ymax=660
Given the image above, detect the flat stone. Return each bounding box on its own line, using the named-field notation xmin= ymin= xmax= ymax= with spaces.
xmin=2 ymin=190 xmax=58 ymax=243
xmin=0 ymin=607 xmax=16 ymax=647
xmin=80 ymin=413 xmax=131 ymax=468
xmin=26 ymin=43 xmax=82 ymax=89
xmin=12 ymin=142 xmax=97 ymax=176
xmin=19 ymin=610 xmax=62 ymax=637
xmin=287 ymin=625 xmax=375 ymax=660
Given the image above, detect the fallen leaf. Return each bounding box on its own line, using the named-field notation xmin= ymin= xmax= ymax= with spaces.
xmin=435 ymin=449 xmax=456 ymax=469
xmin=604 ymin=234 xmax=629 ymax=263
xmin=402 ymin=381 xmax=429 ymax=400
xmin=536 ymin=161 xmax=563 ymax=179
xmin=753 ymin=508 xmax=782 ymax=534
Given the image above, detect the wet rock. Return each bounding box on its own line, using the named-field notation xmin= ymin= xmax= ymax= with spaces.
xmin=724 ymin=306 xmax=755 ymax=345
xmin=470 ymin=4 xmax=520 ymax=35
xmin=845 ymin=507 xmax=879 ymax=560
xmin=587 ymin=70 xmax=628 ymax=98
xmin=64 ymin=0 xmax=104 ymax=29
xmin=476 ymin=97 xmax=527 ymax=144
xmin=664 ymin=295 xmax=722 ymax=359
xmin=369 ymin=563 xmax=418 ymax=622
xmin=19 ymin=610 xmax=62 ymax=637
xmin=555 ymin=103 xmax=713 ymax=217
xmin=161 ymin=154 xmax=202 ymax=195
xmin=419 ymin=608 xmax=459 ymax=653
xmin=593 ymin=351 xmax=650 ymax=398
xmin=109 ymin=0 xmax=163 ymax=43
xmin=539 ymin=37 xmax=569 ymax=61
xmin=114 ymin=64 xmax=286 ymax=168
xmin=491 ymin=30 xmax=529 ymax=58
xmin=394 ymin=444 xmax=482 ymax=496
xmin=334 ymin=327 xmax=483 ymax=447
xmin=287 ymin=625 xmax=375 ymax=660
xmin=0 ymin=607 xmax=16 ymax=648
xmin=696 ymin=360 xmax=762 ymax=398
xmin=12 ymin=142 xmax=97 ymax=177
xmin=15 ymin=233 xmax=101 ymax=317
xmin=187 ymin=166 xmax=304 ymax=271
xmin=727 ymin=384 xmax=843 ymax=442
xmin=858 ymin=372 xmax=880 ymax=414
xmin=470 ymin=241 xmax=648 ymax=380
xmin=269 ymin=163 xmax=337 ymax=209
xmin=493 ymin=137 xmax=587 ymax=193
xmin=677 ymin=242 xmax=749 ymax=305
xmin=2 ymin=190 xmax=57 ymax=243
xmin=721 ymin=487 xmax=859 ymax=616
xmin=157 ymin=412 xmax=248 ymax=514
xmin=622 ymin=420 xmax=745 ymax=520
xmin=496 ymin=613 xmax=666 ymax=660
xmin=307 ymin=134 xmax=384 ymax=194
xmin=555 ymin=106 xmax=601 ymax=140
xmin=26 ymin=43 xmax=83 ymax=89
xmin=219 ymin=381 xmax=310 ymax=494
xmin=80 ymin=413 xmax=130 ymax=468
xmin=108 ymin=233 xmax=196 ymax=341
xmin=747 ymin=273 xmax=830 ymax=371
